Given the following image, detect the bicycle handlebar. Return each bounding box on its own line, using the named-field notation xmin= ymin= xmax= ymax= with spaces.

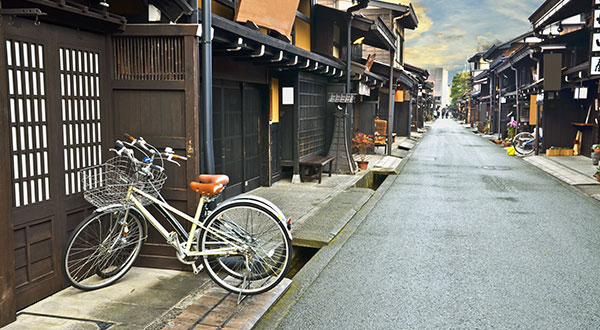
xmin=111 ymin=134 xmax=187 ymax=171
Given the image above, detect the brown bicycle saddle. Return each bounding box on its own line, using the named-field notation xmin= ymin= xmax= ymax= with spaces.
xmin=198 ymin=174 xmax=229 ymax=185
xmin=189 ymin=174 xmax=230 ymax=197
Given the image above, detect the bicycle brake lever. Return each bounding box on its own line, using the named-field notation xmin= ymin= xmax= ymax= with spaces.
xmin=166 ymin=158 xmax=181 ymax=167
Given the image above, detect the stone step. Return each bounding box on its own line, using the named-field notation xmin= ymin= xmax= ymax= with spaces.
xmin=163 ymin=279 xmax=292 ymax=330
xmin=292 ymin=187 xmax=374 ymax=248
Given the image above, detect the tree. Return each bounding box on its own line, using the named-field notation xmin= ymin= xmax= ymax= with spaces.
xmin=450 ymin=71 xmax=471 ymax=108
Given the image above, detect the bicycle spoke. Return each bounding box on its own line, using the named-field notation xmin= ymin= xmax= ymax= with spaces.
xmin=200 ymin=202 xmax=291 ymax=295
xmin=63 ymin=211 xmax=144 ymax=290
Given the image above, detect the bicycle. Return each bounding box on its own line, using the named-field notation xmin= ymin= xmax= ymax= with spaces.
xmin=512 ymin=131 xmax=542 ymax=156
xmin=62 ymin=135 xmax=292 ymax=297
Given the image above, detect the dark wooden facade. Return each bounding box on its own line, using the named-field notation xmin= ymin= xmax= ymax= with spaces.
xmin=7 ymin=18 xmax=109 ymax=306
xmin=279 ymin=71 xmax=329 ymax=173
xmin=111 ymin=24 xmax=200 ymax=269
xmin=0 ymin=16 xmax=112 ymax=316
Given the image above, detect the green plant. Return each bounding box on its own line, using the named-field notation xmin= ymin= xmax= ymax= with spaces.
xmin=596 ymin=166 xmax=600 ymax=176
xmin=592 ymin=144 xmax=600 ymax=151
xmin=352 ymin=133 xmax=373 ymax=162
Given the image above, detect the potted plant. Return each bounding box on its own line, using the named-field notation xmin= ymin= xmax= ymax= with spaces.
xmin=592 ymin=144 xmax=600 ymax=166
xmin=352 ymin=132 xmax=373 ymax=170
xmin=506 ymin=120 xmax=517 ymax=140
xmin=595 ymin=166 xmax=600 ymax=182
xmin=503 ymin=138 xmax=512 ymax=147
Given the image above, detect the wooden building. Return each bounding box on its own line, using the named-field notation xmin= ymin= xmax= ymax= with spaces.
xmin=0 ymin=0 xmax=127 ymax=324
xmin=0 ymin=0 xmax=422 ymax=326
xmin=529 ymin=0 xmax=598 ymax=155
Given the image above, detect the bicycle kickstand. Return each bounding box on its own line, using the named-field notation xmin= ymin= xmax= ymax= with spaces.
xmin=192 ymin=263 xmax=204 ymax=274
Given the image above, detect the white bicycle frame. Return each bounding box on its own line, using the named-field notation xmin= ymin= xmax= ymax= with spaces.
xmin=125 ymin=185 xmax=245 ymax=258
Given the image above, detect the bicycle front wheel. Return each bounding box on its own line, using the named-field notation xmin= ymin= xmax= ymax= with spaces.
xmin=513 ymin=132 xmax=536 ymax=156
xmin=199 ymin=201 xmax=292 ymax=295
xmin=62 ymin=210 xmax=145 ymax=290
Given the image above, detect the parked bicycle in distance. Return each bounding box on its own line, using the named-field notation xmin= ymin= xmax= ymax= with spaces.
xmin=62 ymin=135 xmax=292 ymax=298
xmin=512 ymin=131 xmax=542 ymax=156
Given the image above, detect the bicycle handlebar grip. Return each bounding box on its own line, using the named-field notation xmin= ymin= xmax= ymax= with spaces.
xmin=124 ymin=133 xmax=135 ymax=141
xmin=172 ymin=154 xmax=188 ymax=161
xmin=115 ymin=140 xmax=124 ymax=149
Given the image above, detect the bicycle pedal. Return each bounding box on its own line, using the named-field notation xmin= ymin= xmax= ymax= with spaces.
xmin=192 ymin=263 xmax=204 ymax=274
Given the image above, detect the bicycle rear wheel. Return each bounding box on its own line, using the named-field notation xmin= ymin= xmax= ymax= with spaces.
xmin=62 ymin=210 xmax=144 ymax=290
xmin=199 ymin=201 xmax=292 ymax=295
xmin=513 ymin=132 xmax=536 ymax=156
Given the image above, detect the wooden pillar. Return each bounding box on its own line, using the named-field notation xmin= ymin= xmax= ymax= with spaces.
xmin=184 ymin=34 xmax=200 ymax=214
xmin=0 ymin=9 xmax=17 ymax=327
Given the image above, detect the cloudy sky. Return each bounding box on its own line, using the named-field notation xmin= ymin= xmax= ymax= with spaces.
xmin=403 ymin=0 xmax=542 ymax=82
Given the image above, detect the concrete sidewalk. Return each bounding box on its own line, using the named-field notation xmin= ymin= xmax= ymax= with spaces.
xmin=469 ymin=124 xmax=600 ymax=201
xmin=521 ymin=155 xmax=600 ymax=201
xmin=4 ymin=134 xmax=422 ymax=330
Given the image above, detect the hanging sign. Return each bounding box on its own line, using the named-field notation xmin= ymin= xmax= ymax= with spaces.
xmin=593 ymin=33 xmax=600 ymax=52
xmin=591 ymin=56 xmax=600 ymax=76
xmin=591 ymin=1 xmax=600 ymax=75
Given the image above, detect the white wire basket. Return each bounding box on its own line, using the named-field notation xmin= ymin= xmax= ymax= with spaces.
xmin=80 ymin=156 xmax=167 ymax=211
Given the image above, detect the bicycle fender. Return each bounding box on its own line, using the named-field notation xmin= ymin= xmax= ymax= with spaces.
xmin=211 ymin=199 xmax=292 ymax=240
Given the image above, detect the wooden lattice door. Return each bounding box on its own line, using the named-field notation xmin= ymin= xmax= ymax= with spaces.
xmin=3 ymin=19 xmax=108 ymax=309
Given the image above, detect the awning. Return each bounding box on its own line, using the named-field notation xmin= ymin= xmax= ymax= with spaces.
xmin=315 ymin=5 xmax=396 ymax=51
xmin=368 ymin=0 xmax=418 ymax=30
xmin=364 ymin=60 xmax=414 ymax=88
xmin=206 ymin=13 xmax=346 ymax=78
xmin=2 ymin=0 xmax=127 ymax=32
xmin=529 ymin=0 xmax=590 ymax=31
xmin=403 ymin=62 xmax=429 ymax=82
xmin=350 ymin=61 xmax=388 ymax=88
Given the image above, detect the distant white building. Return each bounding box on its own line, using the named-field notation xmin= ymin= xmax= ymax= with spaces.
xmin=427 ymin=68 xmax=450 ymax=109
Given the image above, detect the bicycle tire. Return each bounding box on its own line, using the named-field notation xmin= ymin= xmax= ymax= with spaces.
xmin=62 ymin=210 xmax=145 ymax=290
xmin=229 ymin=194 xmax=290 ymax=230
xmin=198 ymin=200 xmax=292 ymax=295
xmin=513 ymin=132 xmax=536 ymax=156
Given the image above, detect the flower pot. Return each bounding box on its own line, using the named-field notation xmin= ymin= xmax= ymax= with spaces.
xmin=357 ymin=160 xmax=368 ymax=170
xmin=503 ymin=142 xmax=511 ymax=147
xmin=592 ymin=152 xmax=600 ymax=166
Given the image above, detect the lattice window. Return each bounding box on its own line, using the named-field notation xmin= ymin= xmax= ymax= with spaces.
xmin=6 ymin=40 xmax=50 ymax=207
xmin=298 ymin=79 xmax=326 ymax=158
xmin=59 ymin=48 xmax=103 ymax=195
xmin=113 ymin=36 xmax=184 ymax=80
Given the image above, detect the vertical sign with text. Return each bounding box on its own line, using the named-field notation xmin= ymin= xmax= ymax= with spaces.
xmin=591 ymin=0 xmax=600 ymax=75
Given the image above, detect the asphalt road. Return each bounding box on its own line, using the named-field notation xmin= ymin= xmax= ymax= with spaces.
xmin=276 ymin=119 xmax=600 ymax=329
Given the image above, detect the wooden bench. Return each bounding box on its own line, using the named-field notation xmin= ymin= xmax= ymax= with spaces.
xmin=299 ymin=155 xmax=335 ymax=184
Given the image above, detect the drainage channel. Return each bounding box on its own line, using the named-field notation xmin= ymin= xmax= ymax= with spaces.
xmin=354 ymin=171 xmax=389 ymax=190
xmin=286 ymin=171 xmax=390 ymax=278
xmin=286 ymin=246 xmax=320 ymax=278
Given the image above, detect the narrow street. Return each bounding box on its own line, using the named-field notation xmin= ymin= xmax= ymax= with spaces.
xmin=273 ymin=119 xmax=600 ymax=329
